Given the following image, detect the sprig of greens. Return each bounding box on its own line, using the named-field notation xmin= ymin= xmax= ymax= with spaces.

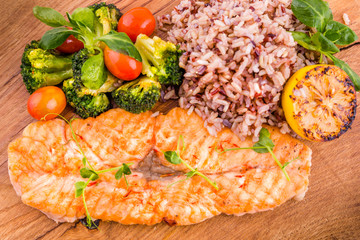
xmin=42 ymin=113 xmax=133 ymax=229
xmin=33 ymin=6 xmax=141 ymax=61
xmin=290 ymin=0 xmax=360 ymax=90
xmin=221 ymin=128 xmax=297 ymax=181
xmin=163 ymin=135 xmax=219 ymax=190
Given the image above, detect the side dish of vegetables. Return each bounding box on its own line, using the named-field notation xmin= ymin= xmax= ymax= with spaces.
xmin=22 ymin=2 xmax=184 ymax=120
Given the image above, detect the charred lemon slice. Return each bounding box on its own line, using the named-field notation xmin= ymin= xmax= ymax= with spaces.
xmin=282 ymin=64 xmax=356 ymax=141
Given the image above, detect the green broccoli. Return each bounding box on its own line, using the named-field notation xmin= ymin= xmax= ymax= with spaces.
xmin=112 ymin=76 xmax=161 ymax=114
xmin=21 ymin=40 xmax=73 ymax=93
xmin=88 ymin=2 xmax=122 ymax=36
xmin=63 ymin=78 xmax=111 ymax=118
xmin=134 ymin=34 xmax=185 ymax=86
xmin=72 ymin=48 xmax=116 ymax=92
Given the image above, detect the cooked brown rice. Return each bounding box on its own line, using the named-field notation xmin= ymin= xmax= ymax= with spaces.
xmin=159 ymin=0 xmax=318 ymax=141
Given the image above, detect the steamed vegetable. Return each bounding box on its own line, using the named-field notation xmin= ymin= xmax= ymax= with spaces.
xmin=88 ymin=2 xmax=122 ymax=36
xmin=112 ymin=76 xmax=161 ymax=114
xmin=62 ymin=78 xmax=111 ymax=118
xmin=135 ymin=34 xmax=184 ymax=86
xmin=21 ymin=40 xmax=73 ymax=93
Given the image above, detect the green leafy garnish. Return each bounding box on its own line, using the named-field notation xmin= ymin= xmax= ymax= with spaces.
xmin=290 ymin=0 xmax=360 ymax=90
xmin=221 ymin=128 xmax=297 ymax=181
xmin=324 ymin=20 xmax=358 ymax=45
xmin=163 ymin=135 xmax=218 ymax=190
xmin=33 ymin=6 xmax=140 ymax=60
xmin=33 ymin=6 xmax=71 ymax=28
xmin=291 ymin=0 xmax=333 ymax=32
xmin=97 ymin=31 xmax=142 ymax=62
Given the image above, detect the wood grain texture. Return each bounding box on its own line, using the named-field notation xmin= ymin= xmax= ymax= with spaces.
xmin=0 ymin=0 xmax=359 ymax=239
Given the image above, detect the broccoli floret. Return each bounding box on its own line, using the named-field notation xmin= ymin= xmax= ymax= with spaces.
xmin=21 ymin=40 xmax=73 ymax=93
xmin=88 ymin=2 xmax=122 ymax=36
xmin=112 ymin=76 xmax=161 ymax=114
xmin=134 ymin=34 xmax=185 ymax=86
xmin=63 ymin=78 xmax=111 ymax=118
xmin=72 ymin=48 xmax=115 ymax=92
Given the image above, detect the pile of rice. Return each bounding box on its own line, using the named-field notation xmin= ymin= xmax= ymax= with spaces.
xmin=159 ymin=0 xmax=317 ymax=140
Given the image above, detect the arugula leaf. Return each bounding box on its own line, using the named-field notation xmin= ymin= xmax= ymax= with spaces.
xmin=311 ymin=32 xmax=339 ymax=54
xmin=291 ymin=32 xmax=319 ymax=51
xmin=39 ymin=27 xmax=77 ymax=49
xmin=75 ymin=181 xmax=86 ymax=197
xmin=291 ymin=0 xmax=333 ymax=32
xmin=33 ymin=6 xmax=71 ymax=27
xmin=324 ymin=20 xmax=358 ymax=46
xmin=326 ymin=54 xmax=360 ymax=91
xmin=97 ymin=31 xmax=142 ymax=62
xmin=164 ymin=151 xmax=182 ymax=164
xmin=70 ymin=7 xmax=95 ymax=31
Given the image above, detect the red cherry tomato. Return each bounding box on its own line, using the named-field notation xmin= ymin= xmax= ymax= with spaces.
xmin=117 ymin=7 xmax=156 ymax=42
xmin=27 ymin=86 xmax=67 ymax=120
xmin=56 ymin=35 xmax=84 ymax=54
xmin=104 ymin=46 xmax=142 ymax=81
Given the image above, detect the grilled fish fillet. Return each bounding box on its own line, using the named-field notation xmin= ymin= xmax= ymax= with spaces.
xmin=8 ymin=108 xmax=311 ymax=225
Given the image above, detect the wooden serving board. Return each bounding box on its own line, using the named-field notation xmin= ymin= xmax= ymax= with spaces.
xmin=0 ymin=0 xmax=359 ymax=239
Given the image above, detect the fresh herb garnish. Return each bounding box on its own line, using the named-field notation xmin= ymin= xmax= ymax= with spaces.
xmin=163 ymin=135 xmax=219 ymax=190
xmin=290 ymin=0 xmax=360 ymax=90
xmin=33 ymin=6 xmax=141 ymax=61
xmin=42 ymin=113 xmax=133 ymax=229
xmin=221 ymin=128 xmax=297 ymax=181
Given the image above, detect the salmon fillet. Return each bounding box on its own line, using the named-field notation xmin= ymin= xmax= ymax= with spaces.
xmin=8 ymin=108 xmax=311 ymax=225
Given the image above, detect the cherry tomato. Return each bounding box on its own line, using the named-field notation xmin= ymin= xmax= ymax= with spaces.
xmin=117 ymin=7 xmax=156 ymax=42
xmin=104 ymin=46 xmax=142 ymax=81
xmin=56 ymin=35 xmax=84 ymax=54
xmin=27 ymin=86 xmax=67 ymax=120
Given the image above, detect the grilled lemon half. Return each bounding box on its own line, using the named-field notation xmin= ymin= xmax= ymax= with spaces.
xmin=282 ymin=64 xmax=356 ymax=141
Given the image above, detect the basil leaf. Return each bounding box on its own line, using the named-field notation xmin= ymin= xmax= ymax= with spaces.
xmin=81 ymin=51 xmax=107 ymax=89
xmin=324 ymin=20 xmax=358 ymax=46
xmin=115 ymin=168 xmax=123 ymax=180
xmin=39 ymin=27 xmax=77 ymax=49
xmin=98 ymin=31 xmax=142 ymax=62
xmin=311 ymin=32 xmax=339 ymax=54
xmin=164 ymin=151 xmax=182 ymax=164
xmin=291 ymin=32 xmax=319 ymax=51
xmin=33 ymin=6 xmax=70 ymax=27
xmin=75 ymin=181 xmax=86 ymax=197
xmin=122 ymin=163 xmax=132 ymax=175
xmin=326 ymin=54 xmax=360 ymax=91
xmin=80 ymin=168 xmax=99 ymax=180
xmin=291 ymin=0 xmax=333 ymax=32
xmin=71 ymin=7 xmax=95 ymax=31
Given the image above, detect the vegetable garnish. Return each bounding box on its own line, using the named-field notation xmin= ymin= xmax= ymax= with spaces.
xmin=42 ymin=113 xmax=133 ymax=229
xmin=163 ymin=135 xmax=219 ymax=190
xmin=290 ymin=0 xmax=360 ymax=90
xmin=33 ymin=6 xmax=140 ymax=61
xmin=221 ymin=128 xmax=297 ymax=181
